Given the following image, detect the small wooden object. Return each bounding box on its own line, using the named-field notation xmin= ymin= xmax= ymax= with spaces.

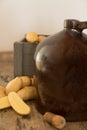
xmin=43 ymin=112 xmax=66 ymax=129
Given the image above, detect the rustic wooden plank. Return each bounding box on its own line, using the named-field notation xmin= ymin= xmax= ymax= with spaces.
xmin=0 ymin=101 xmax=57 ymax=130
xmin=0 ymin=51 xmax=13 ymax=62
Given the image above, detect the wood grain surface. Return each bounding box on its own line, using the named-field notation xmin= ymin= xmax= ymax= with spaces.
xmin=0 ymin=52 xmax=87 ymax=130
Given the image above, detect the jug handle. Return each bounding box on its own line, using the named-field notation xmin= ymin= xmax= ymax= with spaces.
xmin=77 ymin=21 xmax=87 ymax=32
xmin=64 ymin=19 xmax=87 ymax=32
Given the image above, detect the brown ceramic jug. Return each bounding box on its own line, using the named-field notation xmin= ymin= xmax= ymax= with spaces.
xmin=34 ymin=19 xmax=87 ymax=121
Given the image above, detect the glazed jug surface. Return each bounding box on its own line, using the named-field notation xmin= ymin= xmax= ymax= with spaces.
xmin=34 ymin=19 xmax=87 ymax=121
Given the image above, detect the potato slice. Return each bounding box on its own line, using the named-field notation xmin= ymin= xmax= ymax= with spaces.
xmin=8 ymin=92 xmax=31 ymax=115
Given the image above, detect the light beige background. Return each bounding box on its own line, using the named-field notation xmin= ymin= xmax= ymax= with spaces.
xmin=0 ymin=0 xmax=87 ymax=51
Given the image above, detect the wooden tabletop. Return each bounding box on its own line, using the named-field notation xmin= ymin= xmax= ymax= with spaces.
xmin=0 ymin=52 xmax=87 ymax=130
